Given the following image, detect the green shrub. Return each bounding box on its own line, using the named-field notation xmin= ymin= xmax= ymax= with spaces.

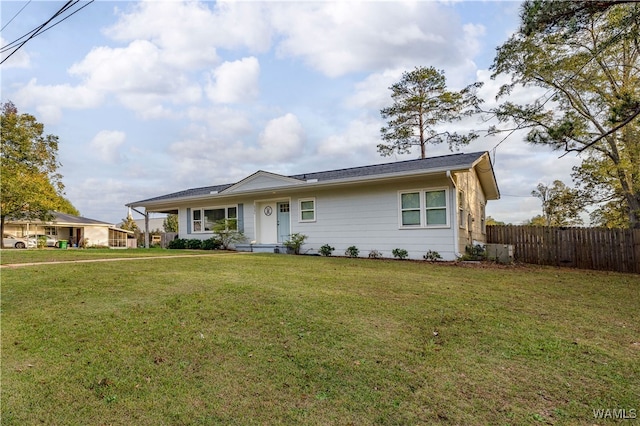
xmin=201 ymin=237 xmax=222 ymax=250
xmin=168 ymin=239 xmax=187 ymax=249
xmin=368 ymin=250 xmax=383 ymax=259
xmin=213 ymin=219 xmax=245 ymax=249
xmin=424 ymin=250 xmax=442 ymax=262
xmin=185 ymin=239 xmax=203 ymax=250
xmin=461 ymin=244 xmax=486 ymax=261
xmin=284 ymin=233 xmax=308 ymax=255
xmin=319 ymin=244 xmax=335 ymax=257
xmin=345 ymin=246 xmax=359 ymax=258
xmin=392 ymin=248 xmax=409 ymax=260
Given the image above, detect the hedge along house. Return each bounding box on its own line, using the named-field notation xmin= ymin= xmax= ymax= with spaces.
xmin=126 ymin=151 xmax=499 ymax=260
xmin=3 ymin=211 xmax=133 ymax=248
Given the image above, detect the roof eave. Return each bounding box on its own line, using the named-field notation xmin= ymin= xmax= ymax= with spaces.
xmin=129 ymin=164 xmax=478 ymax=209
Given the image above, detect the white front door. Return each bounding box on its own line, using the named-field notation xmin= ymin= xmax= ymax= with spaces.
xmin=257 ymin=201 xmax=290 ymax=244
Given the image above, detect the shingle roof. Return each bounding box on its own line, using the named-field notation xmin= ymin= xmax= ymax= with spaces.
xmin=129 ymin=152 xmax=489 ymax=205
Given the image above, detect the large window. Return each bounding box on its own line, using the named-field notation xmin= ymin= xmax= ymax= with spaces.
xmin=299 ymin=198 xmax=316 ymax=222
xmin=192 ymin=206 xmax=237 ymax=232
xmin=399 ymin=188 xmax=449 ymax=228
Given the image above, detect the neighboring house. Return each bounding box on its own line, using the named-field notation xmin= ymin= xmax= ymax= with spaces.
xmin=4 ymin=212 xmax=133 ymax=248
xmin=133 ymin=217 xmax=166 ymax=232
xmin=126 ymin=152 xmax=499 ymax=260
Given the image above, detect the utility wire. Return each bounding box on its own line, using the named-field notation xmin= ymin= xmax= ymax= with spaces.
xmin=1 ymin=0 xmax=32 ymax=32
xmin=1 ymin=0 xmax=93 ymax=65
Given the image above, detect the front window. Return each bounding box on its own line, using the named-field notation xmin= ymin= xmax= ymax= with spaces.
xmin=192 ymin=206 xmax=238 ymax=233
xmin=193 ymin=210 xmax=202 ymax=232
xmin=299 ymin=199 xmax=315 ymax=222
xmin=425 ymin=190 xmax=447 ymax=225
xmin=401 ymin=192 xmax=421 ymax=226
xmin=399 ymin=188 xmax=449 ymax=228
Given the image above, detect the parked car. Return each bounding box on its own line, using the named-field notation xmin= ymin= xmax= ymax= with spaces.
xmin=2 ymin=234 xmax=30 ymax=249
xmin=27 ymin=234 xmax=59 ymax=247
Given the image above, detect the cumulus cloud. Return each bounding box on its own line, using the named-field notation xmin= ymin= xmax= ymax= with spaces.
xmin=90 ymin=130 xmax=126 ymax=164
xmin=318 ymin=116 xmax=381 ymax=158
xmin=256 ymin=113 xmax=305 ymax=161
xmin=270 ymin=2 xmax=472 ymax=77
xmin=206 ymin=57 xmax=260 ymax=104
xmin=14 ymin=78 xmax=104 ymax=123
xmin=105 ymin=1 xmax=272 ymax=67
xmin=0 ymin=37 xmax=30 ymax=68
xmin=345 ymin=69 xmax=405 ymax=110
xmin=167 ymin=112 xmax=306 ymax=183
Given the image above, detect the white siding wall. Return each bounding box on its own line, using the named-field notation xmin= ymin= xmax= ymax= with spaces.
xmin=84 ymin=227 xmax=109 ymax=247
xmin=288 ymin=177 xmax=458 ymax=260
xmin=174 ymin=175 xmax=469 ymax=259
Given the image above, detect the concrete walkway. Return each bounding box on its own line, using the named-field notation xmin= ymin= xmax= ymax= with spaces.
xmin=0 ymin=252 xmax=249 ymax=268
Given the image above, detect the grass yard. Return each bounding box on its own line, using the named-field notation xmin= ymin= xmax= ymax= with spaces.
xmin=1 ymin=252 xmax=638 ymax=425
xmin=0 ymin=248 xmax=218 ymax=265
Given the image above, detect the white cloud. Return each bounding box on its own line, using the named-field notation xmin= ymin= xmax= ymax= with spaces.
xmin=14 ymin=78 xmax=104 ymax=123
xmin=345 ymin=69 xmax=405 ymax=110
xmin=106 ymin=1 xmax=272 ymax=67
xmin=90 ymin=130 xmax=126 ymax=164
xmin=0 ymin=37 xmax=30 ymax=68
xmin=256 ymin=113 xmax=305 ymax=161
xmin=270 ymin=1 xmax=472 ymax=77
xmin=186 ymin=106 xmax=253 ymax=138
xmin=206 ymin=57 xmax=260 ymax=104
xmin=318 ymin=116 xmax=381 ymax=158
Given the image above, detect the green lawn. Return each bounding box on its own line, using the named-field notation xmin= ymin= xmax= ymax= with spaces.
xmin=2 ymin=253 xmax=638 ymax=425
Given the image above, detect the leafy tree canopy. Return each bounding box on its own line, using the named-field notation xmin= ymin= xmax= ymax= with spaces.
xmin=163 ymin=214 xmax=178 ymax=233
xmin=491 ymin=1 xmax=640 ymax=228
xmin=531 ymin=180 xmax=586 ymax=226
xmin=378 ymin=66 xmax=483 ymax=159
xmin=1 ymin=101 xmax=78 ymax=245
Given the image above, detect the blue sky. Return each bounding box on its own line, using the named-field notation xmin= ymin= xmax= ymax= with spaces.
xmin=1 ymin=0 xmax=585 ymax=225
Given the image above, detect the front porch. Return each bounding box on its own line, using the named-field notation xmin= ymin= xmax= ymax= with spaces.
xmin=235 ymin=243 xmax=290 ymax=254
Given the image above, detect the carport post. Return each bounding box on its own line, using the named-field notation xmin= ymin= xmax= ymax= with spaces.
xmin=130 ymin=207 xmax=150 ymax=249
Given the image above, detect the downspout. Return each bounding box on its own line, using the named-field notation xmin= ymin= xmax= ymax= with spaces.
xmin=446 ymin=170 xmax=462 ymax=259
xmin=130 ymin=207 xmax=149 ymax=249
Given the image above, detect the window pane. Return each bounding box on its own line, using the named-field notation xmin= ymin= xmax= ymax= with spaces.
xmin=301 ymin=211 xmax=315 ymax=221
xmin=402 ymin=210 xmax=421 ymax=226
xmin=227 ymin=207 xmax=237 ymax=219
xmin=301 ymin=201 xmax=314 ymax=211
xmin=193 ymin=221 xmax=202 ymax=232
xmin=426 ymin=190 xmax=446 ymax=208
xmin=401 ymin=193 xmax=420 ymax=209
xmin=193 ymin=210 xmax=201 ymax=220
xmin=204 ymin=209 xmax=225 ymax=231
xmin=427 ymin=209 xmax=446 ymax=225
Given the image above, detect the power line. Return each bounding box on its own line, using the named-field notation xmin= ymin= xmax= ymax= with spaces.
xmin=1 ymin=0 xmax=32 ymax=32
xmin=1 ymin=0 xmax=94 ymax=65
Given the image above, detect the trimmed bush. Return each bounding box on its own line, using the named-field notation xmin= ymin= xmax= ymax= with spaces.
xmin=345 ymin=246 xmax=359 ymax=258
xmin=319 ymin=244 xmax=335 ymax=257
xmin=368 ymin=250 xmax=383 ymax=259
xmin=185 ymin=239 xmax=203 ymax=250
xmin=167 ymin=239 xmax=187 ymax=249
xmin=392 ymin=248 xmax=409 ymax=260
xmin=423 ymin=250 xmax=442 ymax=262
xmin=201 ymin=238 xmax=222 ymax=250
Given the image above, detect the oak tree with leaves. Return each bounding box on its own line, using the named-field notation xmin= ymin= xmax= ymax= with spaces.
xmin=531 ymin=180 xmax=586 ymax=226
xmin=491 ymin=1 xmax=640 ymax=228
xmin=0 ymin=102 xmax=76 ymax=246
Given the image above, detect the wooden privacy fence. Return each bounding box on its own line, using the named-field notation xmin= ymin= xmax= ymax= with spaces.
xmin=486 ymin=225 xmax=640 ymax=273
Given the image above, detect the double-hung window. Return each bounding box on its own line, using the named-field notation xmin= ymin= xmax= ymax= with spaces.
xmin=299 ymin=198 xmax=316 ymax=222
xmin=399 ymin=188 xmax=449 ymax=228
xmin=192 ymin=206 xmax=238 ymax=232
